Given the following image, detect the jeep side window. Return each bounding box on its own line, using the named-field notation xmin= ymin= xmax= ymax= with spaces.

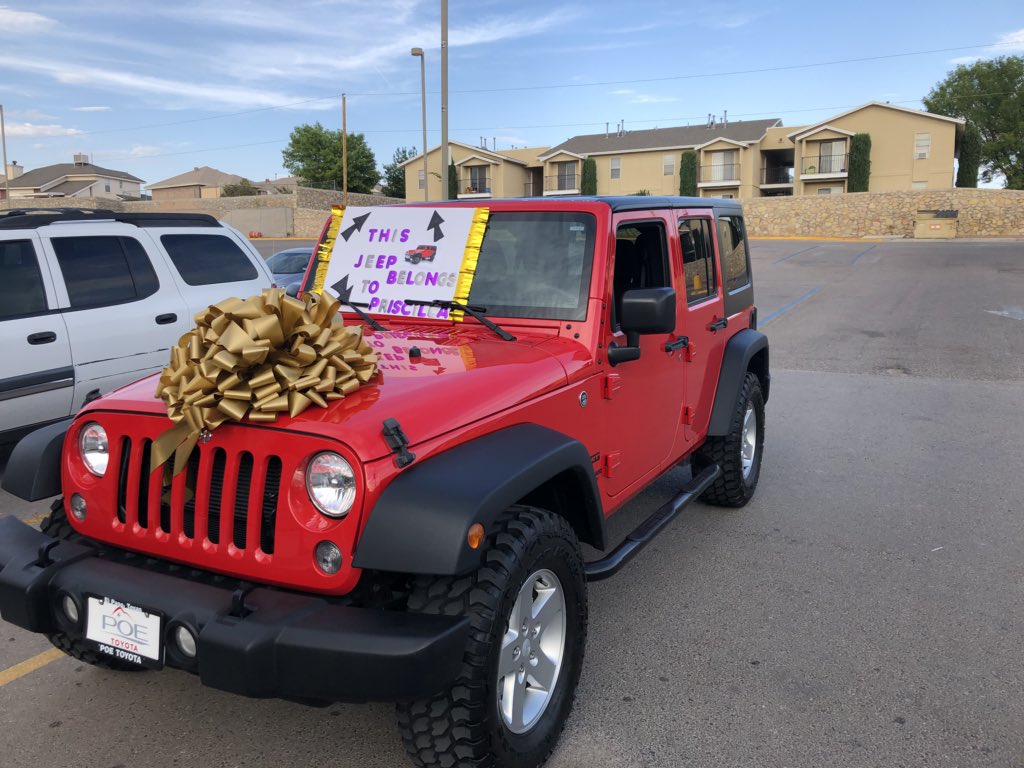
xmin=161 ymin=234 xmax=258 ymax=286
xmin=717 ymin=215 xmax=750 ymax=293
xmin=51 ymin=236 xmax=159 ymax=309
xmin=612 ymin=222 xmax=670 ymax=327
xmin=679 ymin=218 xmax=716 ymax=303
xmin=0 ymin=240 xmax=48 ymax=319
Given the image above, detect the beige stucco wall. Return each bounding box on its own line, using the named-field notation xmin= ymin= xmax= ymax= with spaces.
xmin=793 ymin=106 xmax=959 ymax=193
xmin=744 ymin=189 xmax=1024 ymax=239
xmin=152 ymin=185 xmax=202 ymax=202
xmin=590 ymin=150 xmax=680 ymax=196
xmin=403 ymin=145 xmax=541 ymax=201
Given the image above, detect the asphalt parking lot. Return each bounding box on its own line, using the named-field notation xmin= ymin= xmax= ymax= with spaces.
xmin=2 ymin=237 xmax=1022 ymax=768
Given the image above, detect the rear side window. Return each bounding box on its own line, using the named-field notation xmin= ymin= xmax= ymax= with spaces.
xmin=717 ymin=215 xmax=750 ymax=292
xmin=161 ymin=234 xmax=258 ymax=286
xmin=679 ymin=218 xmax=716 ymax=303
xmin=0 ymin=240 xmax=48 ymax=319
xmin=51 ymin=236 xmax=159 ymax=309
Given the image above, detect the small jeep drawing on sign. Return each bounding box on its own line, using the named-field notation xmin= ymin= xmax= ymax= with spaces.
xmin=404 ymin=244 xmax=437 ymax=264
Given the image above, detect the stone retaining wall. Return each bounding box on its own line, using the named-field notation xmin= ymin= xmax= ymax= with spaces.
xmin=744 ymin=188 xmax=1024 ymax=239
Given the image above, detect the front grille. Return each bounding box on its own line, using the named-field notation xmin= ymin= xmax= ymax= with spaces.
xmin=116 ymin=438 xmax=282 ymax=556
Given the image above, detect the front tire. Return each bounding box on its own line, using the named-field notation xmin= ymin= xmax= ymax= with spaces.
xmin=396 ymin=506 xmax=587 ymax=768
xmin=40 ymin=503 xmax=144 ymax=672
xmin=695 ymin=372 xmax=765 ymax=507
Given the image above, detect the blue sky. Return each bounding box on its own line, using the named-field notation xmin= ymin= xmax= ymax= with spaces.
xmin=0 ymin=1 xmax=1021 ymax=187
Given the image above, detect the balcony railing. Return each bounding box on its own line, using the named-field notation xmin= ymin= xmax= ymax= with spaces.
xmin=458 ymin=176 xmax=492 ymax=196
xmin=761 ymin=166 xmax=795 ymax=185
xmin=544 ymin=175 xmax=578 ymax=192
xmin=802 ymin=154 xmax=848 ymax=175
xmin=699 ymin=164 xmax=741 ymax=183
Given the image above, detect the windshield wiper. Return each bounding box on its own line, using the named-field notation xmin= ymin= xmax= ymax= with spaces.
xmin=343 ymin=300 xmax=387 ymax=332
xmin=404 ymin=299 xmax=516 ymax=342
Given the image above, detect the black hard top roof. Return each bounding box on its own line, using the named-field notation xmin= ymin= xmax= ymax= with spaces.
xmin=0 ymin=208 xmax=222 ymax=230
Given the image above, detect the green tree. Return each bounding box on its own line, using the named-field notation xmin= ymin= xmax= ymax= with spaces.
xmin=221 ymin=178 xmax=259 ymax=197
xmin=447 ymin=158 xmax=458 ymax=200
xmin=848 ymin=133 xmax=872 ymax=192
xmin=956 ymin=122 xmax=982 ymax=188
xmin=381 ymin=146 xmax=417 ymax=199
xmin=923 ymin=56 xmax=1024 ymax=188
xmin=679 ymin=150 xmax=697 ymax=196
xmin=581 ymin=157 xmax=597 ymax=195
xmin=282 ymin=122 xmax=379 ymax=194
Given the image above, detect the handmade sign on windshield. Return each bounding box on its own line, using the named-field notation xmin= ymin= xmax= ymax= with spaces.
xmin=317 ymin=206 xmax=488 ymax=320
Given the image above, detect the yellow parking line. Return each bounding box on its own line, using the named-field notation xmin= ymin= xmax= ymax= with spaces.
xmin=0 ymin=648 xmax=65 ymax=687
xmin=24 ymin=513 xmax=48 ymax=526
xmin=750 ymin=235 xmax=868 ymax=242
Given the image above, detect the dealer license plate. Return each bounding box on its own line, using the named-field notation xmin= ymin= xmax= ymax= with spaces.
xmin=84 ymin=596 xmax=163 ymax=669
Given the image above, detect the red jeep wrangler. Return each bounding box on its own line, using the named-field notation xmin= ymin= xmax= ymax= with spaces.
xmin=0 ymin=197 xmax=768 ymax=768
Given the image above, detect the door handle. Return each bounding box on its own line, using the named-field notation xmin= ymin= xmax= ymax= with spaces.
xmin=27 ymin=331 xmax=57 ymax=345
xmin=708 ymin=317 xmax=728 ymax=332
xmin=665 ymin=337 xmax=689 ymax=352
xmin=155 ymin=313 xmax=178 ymax=325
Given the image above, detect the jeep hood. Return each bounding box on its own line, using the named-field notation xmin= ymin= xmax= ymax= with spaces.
xmin=92 ymin=326 xmax=570 ymax=461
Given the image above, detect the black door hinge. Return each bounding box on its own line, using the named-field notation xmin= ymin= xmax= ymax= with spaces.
xmin=382 ymin=418 xmax=416 ymax=468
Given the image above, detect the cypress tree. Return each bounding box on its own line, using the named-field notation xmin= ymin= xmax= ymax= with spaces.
xmin=679 ymin=150 xmax=697 ymax=196
xmin=581 ymin=158 xmax=597 ymax=195
xmin=848 ymin=133 xmax=872 ymax=192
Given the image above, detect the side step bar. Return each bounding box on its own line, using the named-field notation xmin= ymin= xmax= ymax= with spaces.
xmin=584 ymin=463 xmax=721 ymax=582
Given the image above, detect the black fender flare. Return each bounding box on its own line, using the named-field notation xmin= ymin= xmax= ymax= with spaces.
xmin=352 ymin=424 xmax=604 ymax=576
xmin=1 ymin=418 xmax=72 ymax=502
xmin=707 ymin=330 xmax=770 ymax=436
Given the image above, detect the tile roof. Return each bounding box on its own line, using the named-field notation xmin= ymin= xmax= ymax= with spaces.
xmin=10 ymin=162 xmax=145 ymax=189
xmin=539 ymin=119 xmax=782 ymax=158
xmin=147 ymin=166 xmax=246 ymax=190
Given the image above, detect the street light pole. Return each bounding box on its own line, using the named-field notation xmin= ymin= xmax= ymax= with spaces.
xmin=440 ymin=0 xmax=449 ymax=200
xmin=410 ymin=48 xmax=428 ymax=202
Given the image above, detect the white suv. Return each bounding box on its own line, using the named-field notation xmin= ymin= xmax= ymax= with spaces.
xmin=0 ymin=209 xmax=273 ymax=443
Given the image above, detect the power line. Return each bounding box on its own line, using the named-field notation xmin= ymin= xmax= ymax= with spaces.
xmin=67 ymin=40 xmax=1022 ymax=139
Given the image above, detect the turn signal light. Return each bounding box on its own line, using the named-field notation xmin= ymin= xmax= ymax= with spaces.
xmin=467 ymin=523 xmax=485 ymax=550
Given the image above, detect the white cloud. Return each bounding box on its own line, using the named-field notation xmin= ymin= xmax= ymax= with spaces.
xmin=7 ymin=108 xmax=57 ymax=121
xmin=72 ymin=106 xmax=112 ymax=112
xmin=7 ymin=123 xmax=82 ymax=137
xmin=32 ymin=143 xmax=47 ymax=149
xmin=0 ymin=5 xmax=56 ymax=32
xmin=93 ymin=145 xmax=161 ymax=159
xmin=949 ymin=27 xmax=1024 ymax=63
xmin=611 ymin=89 xmax=677 ymax=105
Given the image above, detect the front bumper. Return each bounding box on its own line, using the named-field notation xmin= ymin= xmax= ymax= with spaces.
xmin=0 ymin=517 xmax=469 ymax=702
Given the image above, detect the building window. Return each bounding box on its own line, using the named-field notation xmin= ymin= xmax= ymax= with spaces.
xmin=610 ymin=157 xmax=621 ymax=180
xmin=466 ymin=165 xmax=489 ymax=193
xmin=104 ymin=182 xmax=111 ymax=193
xmin=663 ymin=154 xmax=674 ymax=176
xmin=915 ymin=133 xmax=931 ymax=160
xmin=555 ymin=161 xmax=577 ymax=190
xmin=418 ymin=169 xmax=425 ymax=189
xmin=912 ymin=181 xmax=927 ymax=190
xmin=709 ymin=150 xmax=738 ymax=182
xmin=816 ymin=185 xmax=844 ymax=195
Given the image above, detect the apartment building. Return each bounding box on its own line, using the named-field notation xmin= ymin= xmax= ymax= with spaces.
xmin=1 ymin=154 xmax=144 ymax=200
xmin=404 ymin=103 xmax=963 ymax=201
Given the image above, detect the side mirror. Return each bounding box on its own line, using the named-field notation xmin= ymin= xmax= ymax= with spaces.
xmin=620 ymin=287 xmax=676 ymax=334
xmin=608 ymin=287 xmax=676 ymax=366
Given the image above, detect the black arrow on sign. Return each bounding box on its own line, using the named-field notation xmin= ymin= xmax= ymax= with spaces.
xmin=330 ymin=275 xmax=354 ymax=303
xmin=341 ymin=212 xmax=371 ymax=241
xmin=427 ymin=210 xmax=445 ymax=242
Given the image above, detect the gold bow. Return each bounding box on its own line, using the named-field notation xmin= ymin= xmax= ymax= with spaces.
xmin=151 ymin=288 xmax=378 ymax=475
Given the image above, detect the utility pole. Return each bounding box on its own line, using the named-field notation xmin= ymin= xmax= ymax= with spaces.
xmin=440 ymin=0 xmax=449 ymax=200
xmin=0 ymin=104 xmax=9 ymax=207
xmin=342 ymin=93 xmax=348 ymax=207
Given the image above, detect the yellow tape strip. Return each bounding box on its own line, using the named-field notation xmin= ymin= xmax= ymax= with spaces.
xmin=451 ymin=207 xmax=489 ymax=322
xmin=0 ymin=648 xmax=65 ymax=687
xmin=311 ymin=205 xmax=345 ymax=296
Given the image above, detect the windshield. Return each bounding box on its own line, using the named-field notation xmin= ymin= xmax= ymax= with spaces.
xmin=267 ymin=250 xmax=311 ymax=274
xmin=467 ymin=211 xmax=596 ymax=321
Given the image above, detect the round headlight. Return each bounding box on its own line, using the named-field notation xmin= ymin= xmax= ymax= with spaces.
xmin=79 ymin=422 xmax=109 ymax=477
xmin=306 ymin=452 xmax=356 ymax=518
